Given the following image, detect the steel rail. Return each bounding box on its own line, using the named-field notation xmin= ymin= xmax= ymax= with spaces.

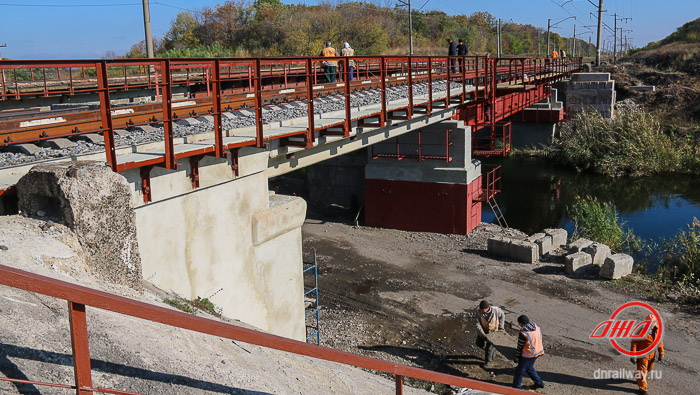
xmin=0 ymin=263 xmax=535 ymax=395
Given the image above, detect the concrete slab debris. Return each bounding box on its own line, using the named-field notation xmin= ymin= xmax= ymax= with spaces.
xmin=568 ymin=238 xmax=594 ymax=254
xmin=583 ymin=242 xmax=611 ymax=267
xmin=487 ymin=236 xmax=538 ymax=263
xmin=599 ymin=254 xmax=634 ymax=280
xmin=565 ymin=252 xmax=593 ymax=276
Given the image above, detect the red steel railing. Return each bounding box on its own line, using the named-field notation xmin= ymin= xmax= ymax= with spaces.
xmin=0 ymin=56 xmax=581 ymax=172
xmin=0 ymin=263 xmax=534 ymax=395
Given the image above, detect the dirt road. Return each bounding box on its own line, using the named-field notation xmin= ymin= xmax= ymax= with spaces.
xmin=303 ymin=220 xmax=700 ymax=394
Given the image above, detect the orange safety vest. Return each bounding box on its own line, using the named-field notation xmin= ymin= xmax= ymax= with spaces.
xmin=521 ymin=324 xmax=545 ymax=358
xmin=552 ymin=50 xmax=559 ymax=58
xmin=631 ymin=319 xmax=664 ymax=361
xmin=322 ymin=47 xmax=337 ymax=67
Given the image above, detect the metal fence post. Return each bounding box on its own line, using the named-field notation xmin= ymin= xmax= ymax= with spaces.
xmin=96 ymin=61 xmax=117 ymax=171
xmin=161 ymin=59 xmax=176 ymax=170
xmin=212 ymin=59 xmax=224 ymax=158
xmin=406 ymin=57 xmax=413 ymax=119
xmin=68 ymin=302 xmax=92 ymax=395
xmin=343 ymin=57 xmax=351 ymax=137
xmin=305 ymin=58 xmax=315 ymax=148
xmin=380 ymin=57 xmax=387 ymax=127
xmin=254 ymin=58 xmax=264 ymax=148
xmin=395 ymin=375 xmax=403 ymax=395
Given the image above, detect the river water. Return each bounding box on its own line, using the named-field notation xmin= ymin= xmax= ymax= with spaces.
xmin=481 ymin=157 xmax=700 ymax=246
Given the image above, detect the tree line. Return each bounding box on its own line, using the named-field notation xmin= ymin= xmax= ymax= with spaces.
xmin=125 ymin=0 xmax=593 ymax=58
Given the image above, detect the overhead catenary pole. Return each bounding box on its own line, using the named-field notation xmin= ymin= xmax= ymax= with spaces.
xmin=408 ymin=0 xmax=413 ymax=55
xmin=142 ymin=0 xmax=155 ymax=58
xmin=497 ymin=19 xmax=502 ymax=57
xmin=595 ymin=0 xmax=604 ymax=66
xmin=547 ymin=18 xmax=551 ymax=55
xmin=573 ymin=24 xmax=576 ymax=57
xmin=613 ymin=13 xmax=618 ymax=63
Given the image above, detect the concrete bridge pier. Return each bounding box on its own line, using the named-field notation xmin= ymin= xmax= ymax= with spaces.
xmin=364 ymin=120 xmax=483 ymax=235
xmin=123 ymin=149 xmax=307 ymax=340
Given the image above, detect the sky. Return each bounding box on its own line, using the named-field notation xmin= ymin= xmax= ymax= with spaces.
xmin=0 ymin=0 xmax=697 ymax=59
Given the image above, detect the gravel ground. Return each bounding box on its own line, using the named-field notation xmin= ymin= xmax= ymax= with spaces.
xmin=0 ymin=81 xmax=462 ymax=169
xmin=303 ymin=220 xmax=700 ymax=395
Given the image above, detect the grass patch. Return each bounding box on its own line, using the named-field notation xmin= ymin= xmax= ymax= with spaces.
xmin=164 ymin=294 xmax=222 ymax=317
xmin=545 ymin=109 xmax=700 ymax=177
xmin=658 ymin=218 xmax=700 ymax=290
xmin=164 ymin=297 xmax=197 ymax=314
xmin=568 ymin=196 xmax=641 ymax=252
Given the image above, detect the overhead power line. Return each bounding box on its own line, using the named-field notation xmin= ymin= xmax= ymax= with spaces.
xmin=0 ymin=2 xmax=140 ymax=6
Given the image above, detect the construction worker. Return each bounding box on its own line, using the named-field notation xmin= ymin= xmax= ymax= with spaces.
xmin=341 ymin=42 xmax=356 ymax=81
xmin=552 ymin=49 xmax=559 ymax=58
xmin=321 ymin=41 xmax=338 ymax=83
xmin=457 ymin=39 xmax=468 ymax=73
xmin=474 ymin=300 xmax=504 ymax=369
xmin=447 ymin=38 xmax=457 ymax=73
xmin=513 ymin=315 xmax=545 ymax=390
xmin=630 ymin=314 xmax=664 ymax=395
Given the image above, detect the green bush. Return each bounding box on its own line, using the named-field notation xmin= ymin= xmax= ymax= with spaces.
xmin=568 ymin=196 xmax=640 ymax=252
xmin=659 ymin=218 xmax=700 ymax=288
xmin=546 ymin=109 xmax=697 ymax=177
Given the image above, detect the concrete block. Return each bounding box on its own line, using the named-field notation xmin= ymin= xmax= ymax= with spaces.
xmin=571 ymin=73 xmax=610 ymax=82
xmin=487 ymin=236 xmax=510 ymax=257
xmin=568 ymin=238 xmax=594 ymax=253
xmin=583 ymin=242 xmax=611 ymax=267
xmin=37 ymin=138 xmax=77 ymax=150
xmin=70 ymin=133 xmax=104 ymax=144
xmin=600 ymin=254 xmax=634 ymax=280
xmin=535 ymin=235 xmax=554 ymax=256
xmin=4 ymin=143 xmax=42 ymax=155
xmin=545 ymin=228 xmax=568 ymax=248
xmin=174 ymin=118 xmax=201 ymax=126
xmin=510 ymin=239 xmax=539 ymax=263
xmin=565 ymin=252 xmax=593 ymax=276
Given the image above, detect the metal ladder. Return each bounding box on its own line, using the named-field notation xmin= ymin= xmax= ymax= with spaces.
xmin=488 ymin=196 xmax=508 ymax=228
xmin=304 ymin=249 xmax=321 ymax=345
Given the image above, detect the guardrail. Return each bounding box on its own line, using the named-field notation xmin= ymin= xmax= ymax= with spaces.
xmin=0 ymin=56 xmax=581 ymax=173
xmin=0 ymin=263 xmax=534 ymax=395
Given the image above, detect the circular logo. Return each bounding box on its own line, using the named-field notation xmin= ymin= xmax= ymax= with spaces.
xmin=608 ymin=301 xmax=663 ymax=357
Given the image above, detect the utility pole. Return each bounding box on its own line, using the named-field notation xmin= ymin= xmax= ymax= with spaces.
xmin=397 ymin=0 xmax=414 ymax=55
xmin=538 ymin=32 xmax=541 ymax=57
xmin=595 ymin=0 xmax=604 ymax=66
xmin=142 ymin=0 xmax=155 ymax=58
xmin=588 ymin=36 xmax=592 ymax=57
xmin=613 ymin=13 xmax=617 ymax=63
xmin=573 ymin=24 xmax=576 ymax=57
xmin=547 ymin=19 xmax=551 ymax=55
xmin=497 ymin=19 xmax=502 ymax=57
xmin=408 ymin=0 xmax=413 ymax=55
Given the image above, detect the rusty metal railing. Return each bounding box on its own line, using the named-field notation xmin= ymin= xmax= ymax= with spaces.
xmin=0 ymin=263 xmax=534 ymax=395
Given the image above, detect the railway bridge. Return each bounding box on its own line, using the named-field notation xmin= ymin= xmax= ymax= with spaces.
xmin=0 ymin=55 xmax=580 ymax=341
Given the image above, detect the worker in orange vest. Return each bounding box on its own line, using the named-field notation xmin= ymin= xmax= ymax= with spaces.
xmin=321 ymin=41 xmax=338 ymax=83
xmin=475 ymin=300 xmax=505 ymax=369
xmin=630 ymin=314 xmax=664 ymax=395
xmin=513 ymin=315 xmax=545 ymax=390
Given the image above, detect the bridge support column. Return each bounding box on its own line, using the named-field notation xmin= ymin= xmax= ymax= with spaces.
xmin=123 ymin=148 xmax=307 ymax=340
xmin=364 ymin=120 xmax=482 ymax=235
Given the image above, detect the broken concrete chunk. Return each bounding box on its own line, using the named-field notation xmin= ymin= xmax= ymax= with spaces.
xmin=565 ymin=252 xmax=593 ymax=276
xmin=568 ymin=238 xmax=594 ymax=254
xmin=599 ymin=254 xmax=634 ymax=280
xmin=15 ymin=161 xmax=142 ymax=289
xmin=583 ymin=242 xmax=611 ymax=267
xmin=544 ymin=228 xmax=568 ymax=249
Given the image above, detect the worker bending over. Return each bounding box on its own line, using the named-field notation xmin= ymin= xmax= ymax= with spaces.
xmin=474 ymin=300 xmax=504 ymax=368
